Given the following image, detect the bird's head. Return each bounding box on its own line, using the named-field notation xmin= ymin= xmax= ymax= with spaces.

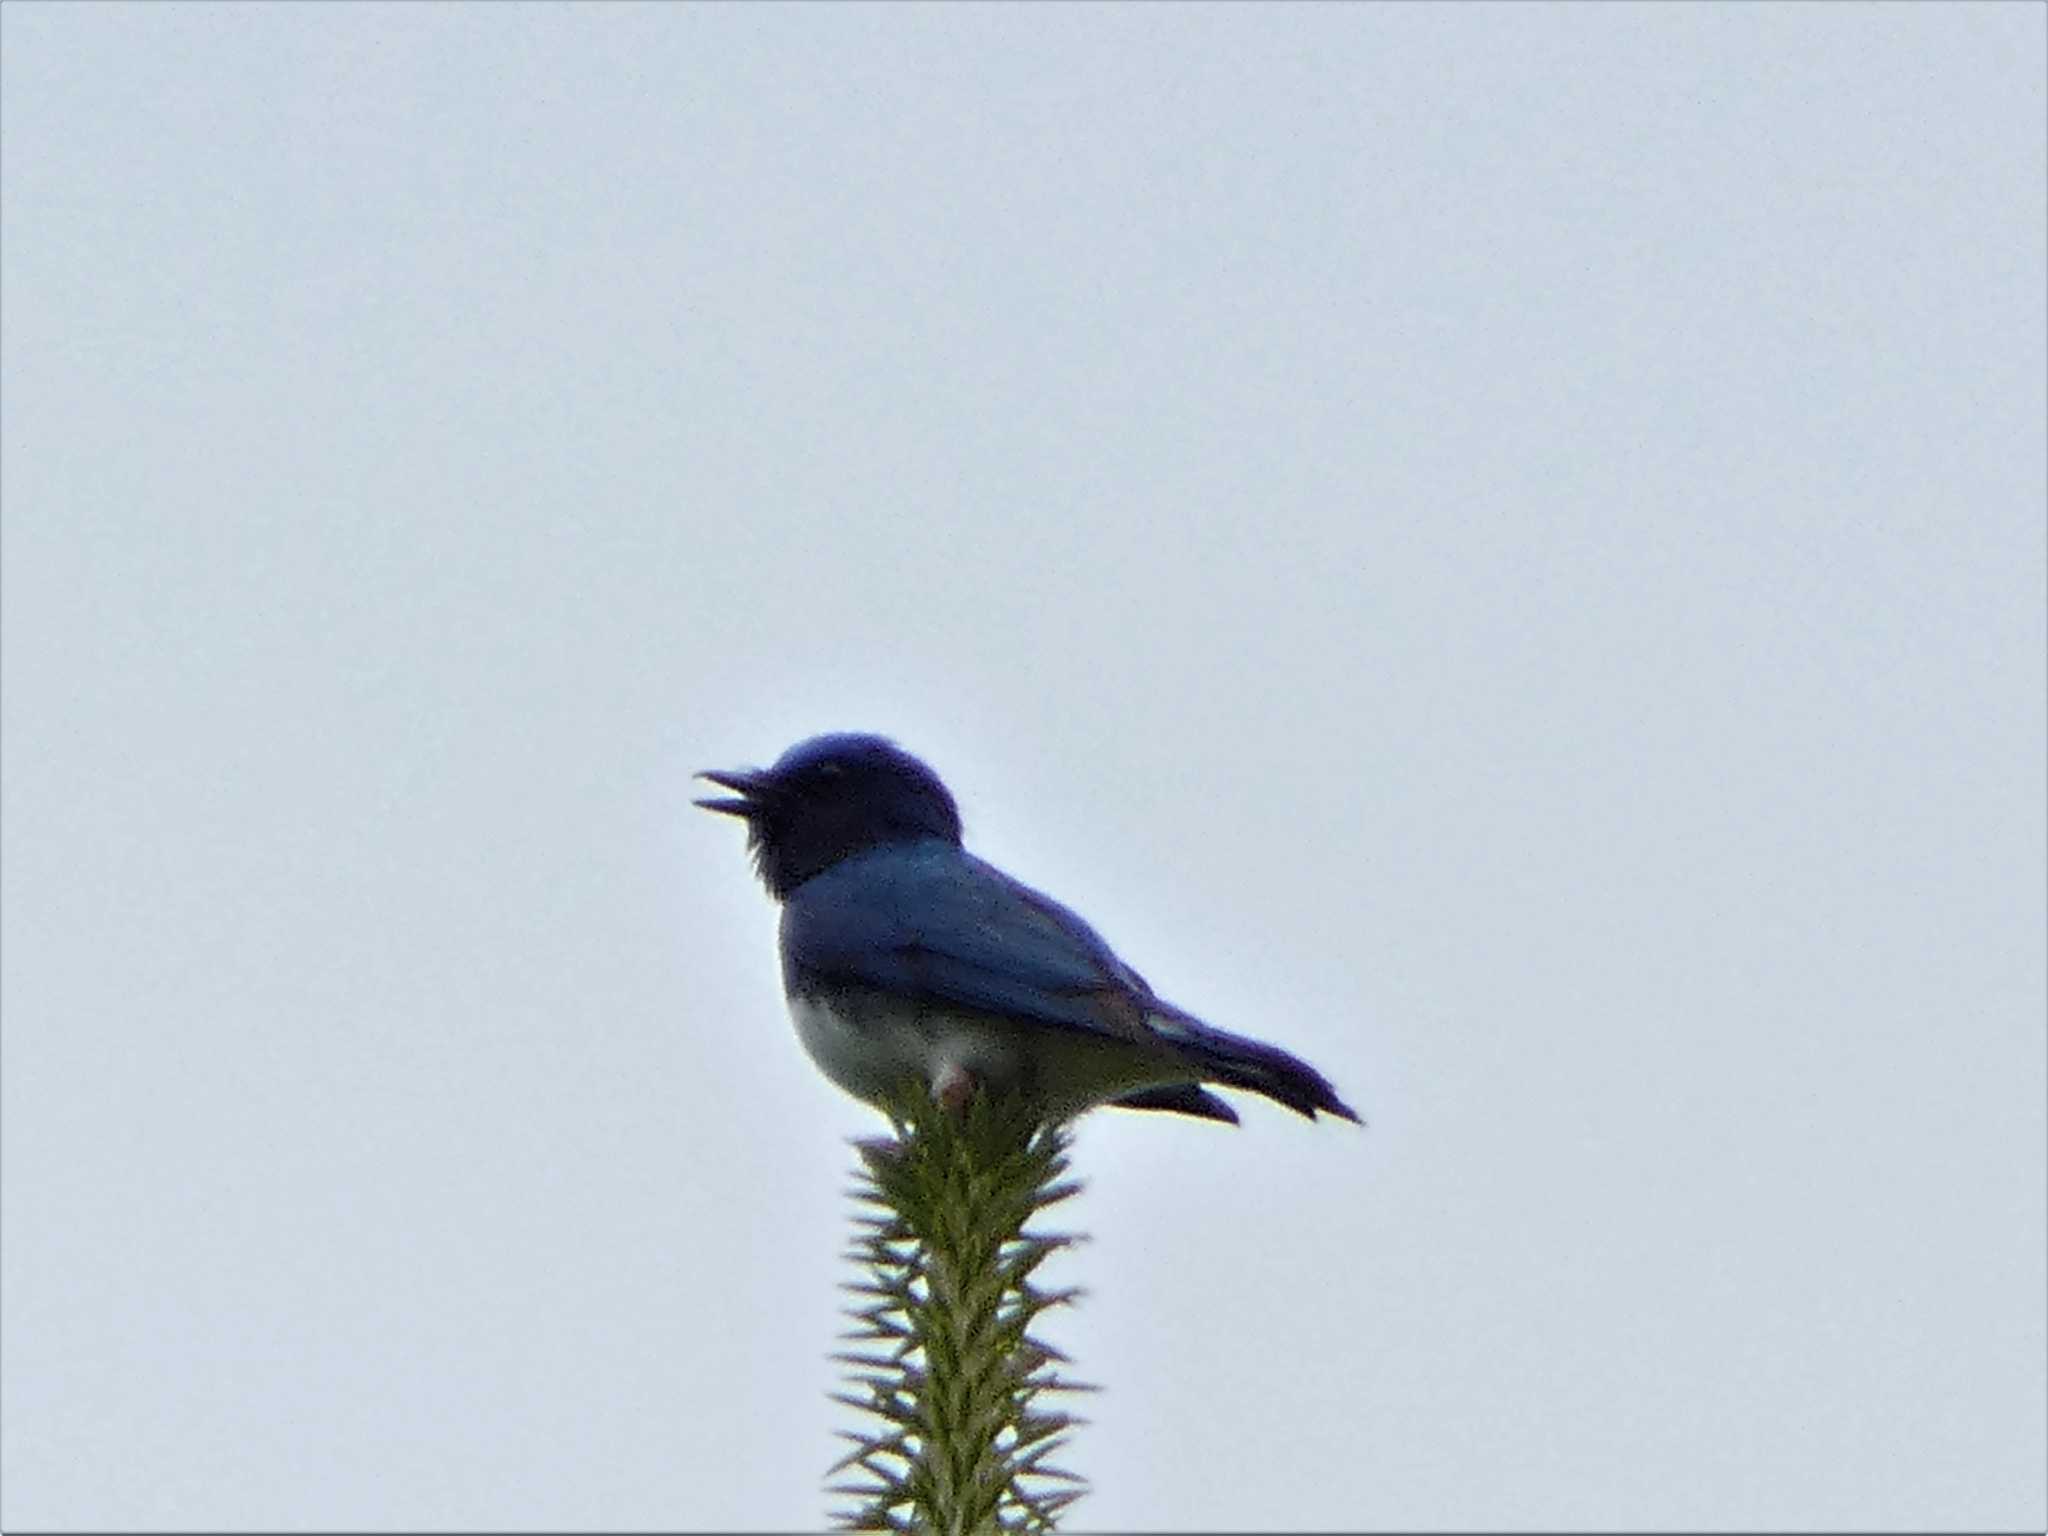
xmin=696 ymin=733 xmax=963 ymax=897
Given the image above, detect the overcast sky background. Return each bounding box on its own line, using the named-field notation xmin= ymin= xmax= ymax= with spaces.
xmin=3 ymin=4 xmax=2043 ymax=1531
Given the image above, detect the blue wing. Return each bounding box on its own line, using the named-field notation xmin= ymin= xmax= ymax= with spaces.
xmin=778 ymin=840 xmax=1155 ymax=1037
xmin=778 ymin=839 xmax=1363 ymax=1123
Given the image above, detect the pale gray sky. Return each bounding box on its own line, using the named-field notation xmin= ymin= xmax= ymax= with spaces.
xmin=3 ymin=4 xmax=2043 ymax=1531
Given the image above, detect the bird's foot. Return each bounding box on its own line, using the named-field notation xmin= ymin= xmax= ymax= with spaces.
xmin=932 ymin=1060 xmax=976 ymax=1117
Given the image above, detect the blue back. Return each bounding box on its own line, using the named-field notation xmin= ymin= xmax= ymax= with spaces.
xmin=779 ymin=839 xmax=1157 ymax=1034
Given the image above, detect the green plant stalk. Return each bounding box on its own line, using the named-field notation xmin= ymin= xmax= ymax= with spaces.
xmin=830 ymin=1086 xmax=1091 ymax=1533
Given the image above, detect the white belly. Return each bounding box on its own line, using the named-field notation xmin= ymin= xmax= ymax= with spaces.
xmin=786 ymin=986 xmax=1180 ymax=1121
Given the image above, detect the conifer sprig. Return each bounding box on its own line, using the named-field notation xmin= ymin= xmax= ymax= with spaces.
xmin=830 ymin=1087 xmax=1091 ymax=1533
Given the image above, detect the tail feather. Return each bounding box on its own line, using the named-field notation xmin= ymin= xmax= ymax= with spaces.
xmin=1160 ymin=1013 xmax=1362 ymax=1124
xmin=1111 ymin=1083 xmax=1242 ymax=1124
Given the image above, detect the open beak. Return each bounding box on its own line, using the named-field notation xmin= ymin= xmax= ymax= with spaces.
xmin=694 ymin=767 xmax=771 ymax=819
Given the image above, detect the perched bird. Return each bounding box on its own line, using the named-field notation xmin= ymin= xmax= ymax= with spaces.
xmin=697 ymin=733 xmax=1360 ymax=1127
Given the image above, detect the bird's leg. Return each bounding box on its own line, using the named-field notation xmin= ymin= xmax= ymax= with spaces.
xmin=932 ymin=1059 xmax=976 ymax=1117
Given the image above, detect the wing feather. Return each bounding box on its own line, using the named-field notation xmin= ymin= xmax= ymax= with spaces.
xmin=779 ymin=843 xmax=1154 ymax=1041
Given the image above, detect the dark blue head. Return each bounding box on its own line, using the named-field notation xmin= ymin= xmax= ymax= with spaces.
xmin=696 ymin=733 xmax=963 ymax=898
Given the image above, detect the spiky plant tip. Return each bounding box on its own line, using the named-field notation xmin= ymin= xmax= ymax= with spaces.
xmin=831 ymin=1084 xmax=1089 ymax=1532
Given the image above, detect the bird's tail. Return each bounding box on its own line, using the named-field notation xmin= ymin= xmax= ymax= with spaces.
xmin=1151 ymin=1008 xmax=1362 ymax=1124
